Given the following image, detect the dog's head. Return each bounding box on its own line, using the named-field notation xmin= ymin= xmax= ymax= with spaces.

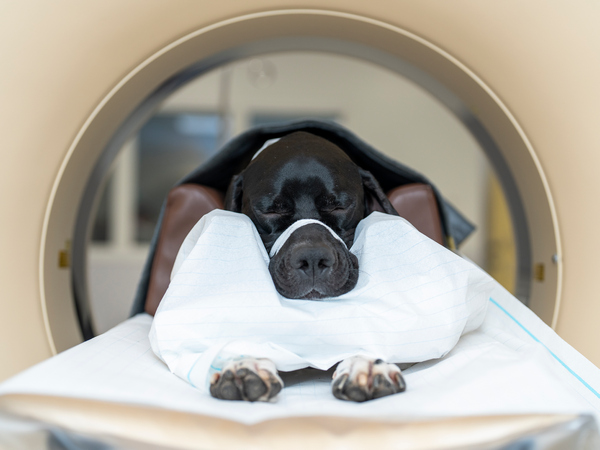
xmin=225 ymin=131 xmax=397 ymax=299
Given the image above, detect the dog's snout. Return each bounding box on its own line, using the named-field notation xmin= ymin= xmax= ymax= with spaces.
xmin=291 ymin=245 xmax=335 ymax=277
xmin=269 ymin=223 xmax=359 ymax=299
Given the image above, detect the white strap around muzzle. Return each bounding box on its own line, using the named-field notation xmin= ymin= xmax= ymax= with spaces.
xmin=269 ymin=219 xmax=347 ymax=258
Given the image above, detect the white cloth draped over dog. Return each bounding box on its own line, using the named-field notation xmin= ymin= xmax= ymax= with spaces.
xmin=149 ymin=210 xmax=497 ymax=393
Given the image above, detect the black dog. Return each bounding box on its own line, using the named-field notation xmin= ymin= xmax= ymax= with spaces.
xmin=209 ymin=131 xmax=407 ymax=402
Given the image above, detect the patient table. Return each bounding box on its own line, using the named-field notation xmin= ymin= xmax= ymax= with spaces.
xmin=2 ymin=276 xmax=600 ymax=448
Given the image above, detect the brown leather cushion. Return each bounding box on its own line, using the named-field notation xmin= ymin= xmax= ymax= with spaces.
xmin=387 ymin=184 xmax=444 ymax=246
xmin=144 ymin=182 xmax=443 ymax=315
xmin=144 ymin=184 xmax=224 ymax=315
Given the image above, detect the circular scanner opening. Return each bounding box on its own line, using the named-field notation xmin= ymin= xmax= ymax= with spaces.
xmin=75 ymin=49 xmax=526 ymax=336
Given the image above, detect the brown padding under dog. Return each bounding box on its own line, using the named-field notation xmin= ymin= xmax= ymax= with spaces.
xmin=144 ymin=184 xmax=224 ymax=315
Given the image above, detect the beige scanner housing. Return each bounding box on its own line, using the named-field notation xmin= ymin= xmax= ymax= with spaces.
xmin=1 ymin=0 xmax=600 ymax=434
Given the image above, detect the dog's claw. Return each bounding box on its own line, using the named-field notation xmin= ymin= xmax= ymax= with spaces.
xmin=331 ymin=373 xmax=349 ymax=400
xmin=210 ymin=357 xmax=283 ymax=402
xmin=331 ymin=356 xmax=405 ymax=402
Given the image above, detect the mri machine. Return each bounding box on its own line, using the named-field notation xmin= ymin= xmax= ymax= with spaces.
xmin=1 ymin=0 xmax=600 ymax=447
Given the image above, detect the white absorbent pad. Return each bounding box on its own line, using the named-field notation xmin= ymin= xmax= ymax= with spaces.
xmin=2 ymin=286 xmax=600 ymax=426
xmin=149 ymin=210 xmax=495 ymax=393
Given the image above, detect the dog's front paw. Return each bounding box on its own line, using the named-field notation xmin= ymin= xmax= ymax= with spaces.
xmin=209 ymin=357 xmax=283 ymax=402
xmin=332 ymin=356 xmax=406 ymax=402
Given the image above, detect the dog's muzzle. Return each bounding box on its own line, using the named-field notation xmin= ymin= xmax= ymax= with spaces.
xmin=268 ymin=220 xmax=359 ymax=300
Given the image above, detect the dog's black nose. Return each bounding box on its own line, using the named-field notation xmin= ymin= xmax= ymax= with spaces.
xmin=290 ymin=245 xmax=335 ymax=278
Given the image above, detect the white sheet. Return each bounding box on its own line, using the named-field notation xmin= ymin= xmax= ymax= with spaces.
xmin=2 ymin=291 xmax=600 ymax=426
xmin=149 ymin=210 xmax=492 ymax=393
xmin=1 ymin=217 xmax=600 ymax=426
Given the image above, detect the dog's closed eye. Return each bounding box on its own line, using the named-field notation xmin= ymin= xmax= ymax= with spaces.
xmin=256 ymin=199 xmax=294 ymax=218
xmin=262 ymin=210 xmax=291 ymax=218
xmin=321 ymin=205 xmax=349 ymax=213
xmin=320 ymin=201 xmax=356 ymax=215
xmin=318 ymin=195 xmax=356 ymax=215
xmin=261 ymin=207 xmax=295 ymax=220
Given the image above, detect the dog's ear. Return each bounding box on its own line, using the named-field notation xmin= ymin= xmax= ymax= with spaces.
xmin=359 ymin=168 xmax=399 ymax=216
xmin=224 ymin=173 xmax=244 ymax=212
